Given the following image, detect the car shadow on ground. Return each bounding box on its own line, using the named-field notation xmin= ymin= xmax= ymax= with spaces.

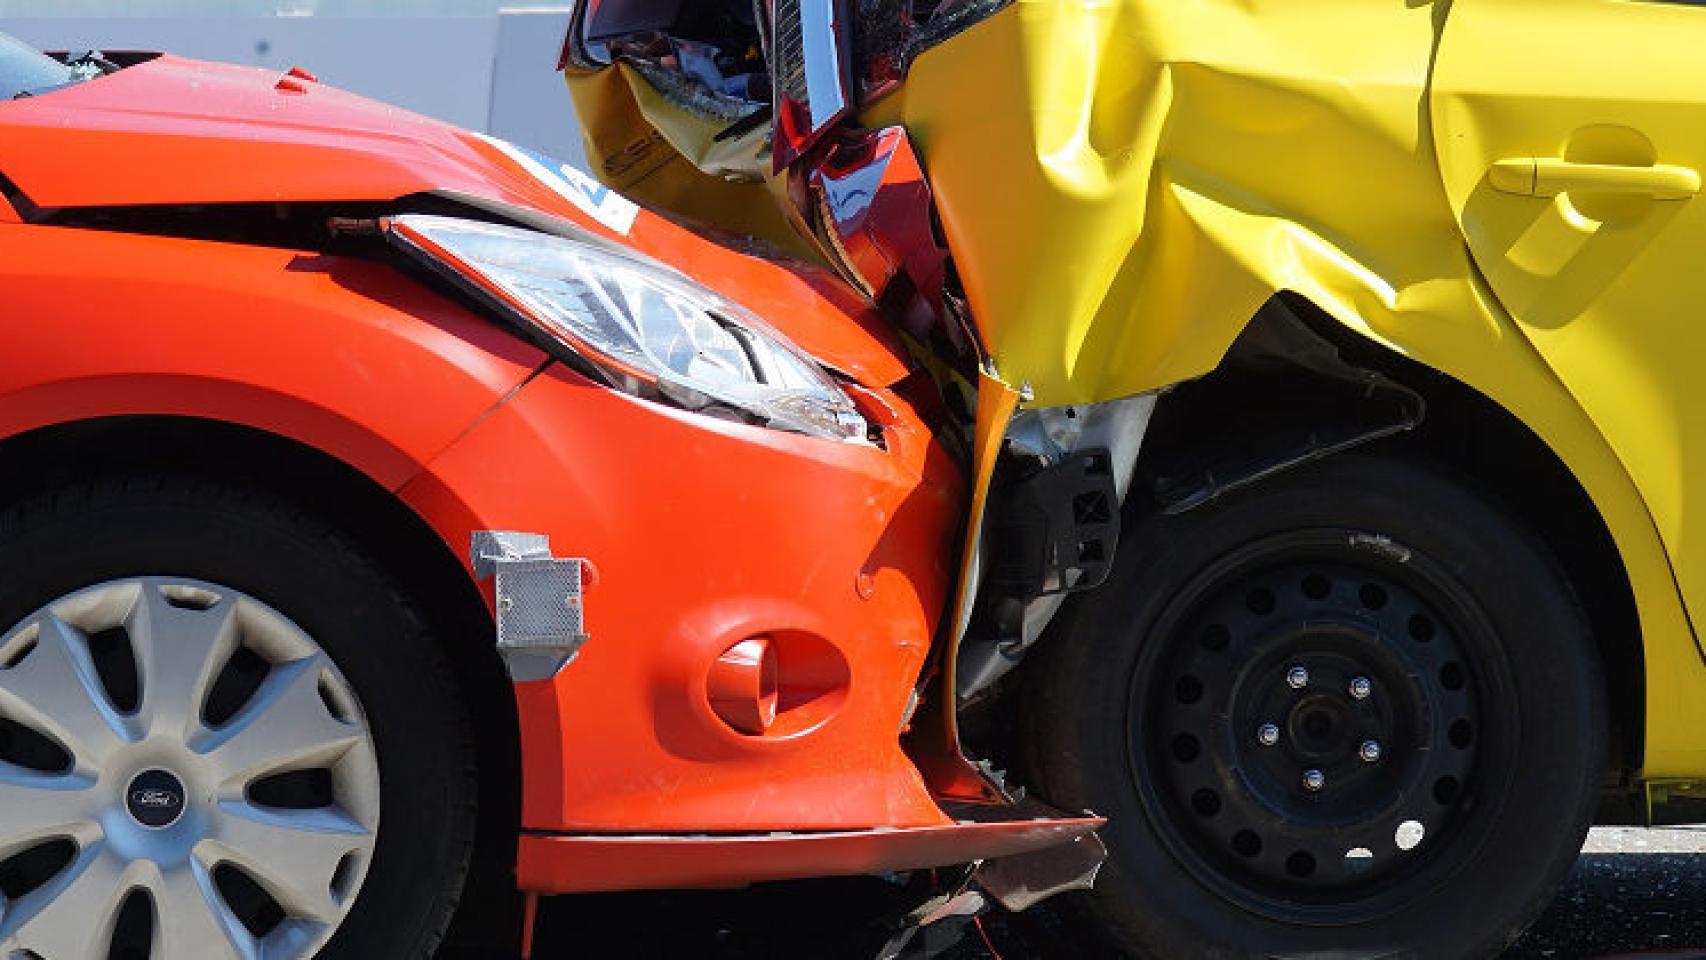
xmin=1506 ymin=851 xmax=1706 ymax=958
xmin=526 ymin=829 xmax=1706 ymax=959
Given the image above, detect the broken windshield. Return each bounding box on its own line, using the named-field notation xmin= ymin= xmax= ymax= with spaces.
xmin=569 ymin=0 xmax=769 ymax=102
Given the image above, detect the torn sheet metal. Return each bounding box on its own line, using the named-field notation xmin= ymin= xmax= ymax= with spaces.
xmin=562 ymin=0 xmax=813 ymax=257
xmin=770 ymin=0 xmax=855 ymax=169
xmin=471 ymin=530 xmax=589 ymax=682
xmin=873 ymin=810 xmax=1103 ymax=958
xmin=852 ymin=0 xmax=1015 ymax=104
xmin=563 ymin=0 xmax=822 ymax=261
xmin=972 ymin=829 xmax=1104 ymax=913
xmin=799 ymin=125 xmax=980 ymax=377
xmin=873 ymin=871 xmax=986 ymax=960
xmin=907 ymin=369 xmax=1020 ymax=803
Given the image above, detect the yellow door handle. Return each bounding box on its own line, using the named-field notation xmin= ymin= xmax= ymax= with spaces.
xmin=1489 ymin=158 xmax=1701 ymax=200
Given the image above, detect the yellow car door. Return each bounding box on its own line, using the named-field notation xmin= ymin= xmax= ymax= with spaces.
xmin=1433 ymin=0 xmax=1706 ymax=632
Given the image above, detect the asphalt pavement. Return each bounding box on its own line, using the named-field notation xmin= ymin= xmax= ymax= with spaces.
xmin=531 ymin=827 xmax=1706 ymax=959
xmin=1503 ymin=827 xmax=1706 ymax=960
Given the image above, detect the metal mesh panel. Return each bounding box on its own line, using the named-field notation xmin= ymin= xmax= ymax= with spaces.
xmin=494 ymin=557 xmax=587 ymax=651
xmin=470 ymin=530 xmax=589 ymax=681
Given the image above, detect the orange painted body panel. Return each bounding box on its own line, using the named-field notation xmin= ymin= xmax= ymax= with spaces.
xmin=0 ymin=55 xmax=910 ymax=391
xmin=0 ymin=55 xmax=570 ymax=214
xmin=0 ymin=50 xmax=1011 ymax=892
xmin=401 ymin=360 xmax=964 ymax=833
xmin=0 ymin=223 xmax=542 ymax=488
xmin=515 ymin=817 xmax=1103 ymax=893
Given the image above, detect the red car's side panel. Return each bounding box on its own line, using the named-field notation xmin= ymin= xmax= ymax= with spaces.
xmin=401 ymin=361 xmax=965 ymax=833
xmin=0 ymin=224 xmax=543 ymax=488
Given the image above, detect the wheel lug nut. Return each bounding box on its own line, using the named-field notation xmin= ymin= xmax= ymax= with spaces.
xmin=1360 ymin=740 xmax=1382 ymax=763
xmin=1303 ymin=769 xmax=1326 ymax=792
xmin=1349 ymin=676 xmax=1372 ymax=700
xmin=1257 ymin=723 xmax=1280 ymax=746
xmin=1286 ymin=666 xmax=1310 ymax=689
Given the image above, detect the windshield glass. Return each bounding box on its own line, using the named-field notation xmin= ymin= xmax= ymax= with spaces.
xmin=0 ymin=31 xmax=77 ymax=100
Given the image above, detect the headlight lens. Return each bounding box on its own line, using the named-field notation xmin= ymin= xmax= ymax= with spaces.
xmin=386 ymin=214 xmax=868 ymax=443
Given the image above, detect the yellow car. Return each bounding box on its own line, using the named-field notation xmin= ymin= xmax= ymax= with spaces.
xmin=561 ymin=1 xmax=1706 ymax=956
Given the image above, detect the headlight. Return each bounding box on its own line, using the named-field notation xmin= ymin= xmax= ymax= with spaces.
xmin=386 ymin=214 xmax=868 ymax=443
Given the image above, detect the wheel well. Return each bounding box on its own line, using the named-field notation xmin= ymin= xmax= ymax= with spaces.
xmin=1137 ymin=294 xmax=1644 ymax=787
xmin=0 ymin=415 xmax=522 ymax=944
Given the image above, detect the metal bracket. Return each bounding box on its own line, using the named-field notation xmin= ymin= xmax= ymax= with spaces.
xmin=471 ymin=531 xmax=589 ymax=682
xmin=971 ymin=829 xmax=1105 ymax=913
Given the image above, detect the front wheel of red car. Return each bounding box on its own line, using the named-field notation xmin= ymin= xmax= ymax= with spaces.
xmin=0 ymin=476 xmax=479 ymax=960
xmin=1023 ymin=453 xmax=1605 ymax=959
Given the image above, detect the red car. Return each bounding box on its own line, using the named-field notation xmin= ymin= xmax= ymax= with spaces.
xmin=0 ymin=34 xmax=1090 ymax=960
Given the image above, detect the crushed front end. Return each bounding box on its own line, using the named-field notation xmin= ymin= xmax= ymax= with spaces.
xmin=556 ymin=0 xmax=1142 ymax=815
xmin=377 ymin=152 xmax=1101 ymax=903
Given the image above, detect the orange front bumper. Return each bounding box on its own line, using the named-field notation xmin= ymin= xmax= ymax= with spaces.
xmin=401 ymin=360 xmax=966 ymax=851
xmin=515 ymin=815 xmax=1103 ymax=894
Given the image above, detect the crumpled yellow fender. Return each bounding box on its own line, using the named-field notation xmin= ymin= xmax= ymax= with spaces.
xmin=564 ymin=64 xmax=818 ymax=260
xmin=868 ymin=0 xmax=1706 ymax=778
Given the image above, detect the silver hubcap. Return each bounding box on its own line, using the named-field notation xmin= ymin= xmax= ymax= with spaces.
xmin=0 ymin=578 xmax=379 ymax=959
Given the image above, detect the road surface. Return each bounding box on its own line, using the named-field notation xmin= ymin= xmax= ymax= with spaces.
xmin=530 ymin=827 xmax=1706 ymax=959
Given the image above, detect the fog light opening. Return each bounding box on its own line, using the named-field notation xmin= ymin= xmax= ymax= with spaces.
xmin=708 ymin=636 xmax=780 ymax=736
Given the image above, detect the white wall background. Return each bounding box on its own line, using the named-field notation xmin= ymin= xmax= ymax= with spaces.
xmin=0 ymin=8 xmax=590 ymax=169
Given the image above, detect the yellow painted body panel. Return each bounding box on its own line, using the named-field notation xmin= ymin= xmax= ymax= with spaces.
xmin=869 ymin=0 xmax=1706 ymax=777
xmin=1430 ymin=0 xmax=1706 ymax=780
xmin=564 ymin=65 xmax=819 ymax=261
xmin=863 ymin=0 xmax=1463 ymax=406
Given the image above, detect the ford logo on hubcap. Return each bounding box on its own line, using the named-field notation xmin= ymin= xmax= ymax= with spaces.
xmin=125 ymin=769 xmax=187 ymax=828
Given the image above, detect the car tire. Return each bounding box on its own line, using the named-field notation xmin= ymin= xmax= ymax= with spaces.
xmin=0 ymin=475 xmax=478 ymax=960
xmin=1021 ymin=452 xmax=1605 ymax=959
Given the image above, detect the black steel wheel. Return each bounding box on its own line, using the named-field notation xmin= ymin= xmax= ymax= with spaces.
xmin=1143 ymin=535 xmax=1500 ymax=916
xmin=1022 ymin=453 xmax=1605 ymax=959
